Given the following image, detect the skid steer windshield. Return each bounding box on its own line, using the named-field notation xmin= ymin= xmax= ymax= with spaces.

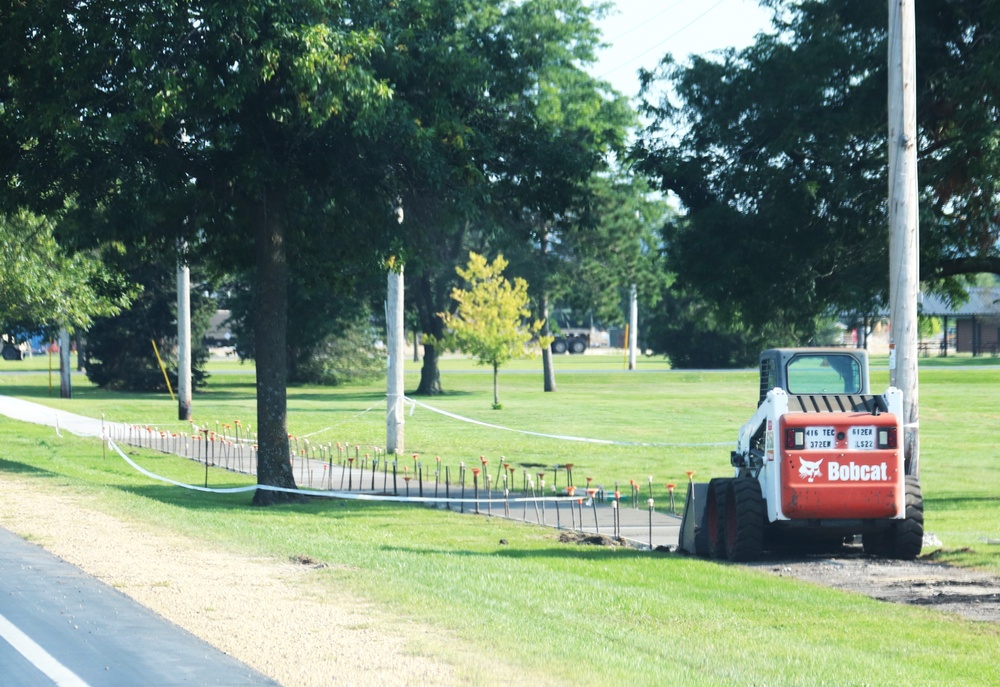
xmin=786 ymin=354 xmax=862 ymax=395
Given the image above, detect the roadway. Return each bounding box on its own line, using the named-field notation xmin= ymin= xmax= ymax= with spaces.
xmin=0 ymin=527 xmax=278 ymax=687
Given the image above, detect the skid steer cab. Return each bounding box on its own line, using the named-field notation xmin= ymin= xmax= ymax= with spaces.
xmin=679 ymin=348 xmax=923 ymax=562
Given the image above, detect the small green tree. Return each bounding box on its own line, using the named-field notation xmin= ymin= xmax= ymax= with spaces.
xmin=441 ymin=253 xmax=550 ymax=409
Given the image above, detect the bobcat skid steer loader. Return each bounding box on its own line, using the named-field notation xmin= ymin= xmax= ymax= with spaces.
xmin=679 ymin=348 xmax=923 ymax=562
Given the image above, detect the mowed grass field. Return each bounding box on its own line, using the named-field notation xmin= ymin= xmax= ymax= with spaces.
xmin=1 ymin=351 xmax=998 ymax=685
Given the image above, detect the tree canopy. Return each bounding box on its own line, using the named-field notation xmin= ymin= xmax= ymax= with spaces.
xmin=545 ymin=172 xmax=668 ymax=329
xmin=384 ymin=0 xmax=634 ymax=395
xmin=634 ymin=0 xmax=1000 ymax=335
xmin=85 ymin=248 xmax=214 ymax=392
xmin=1 ymin=0 xmax=399 ymax=502
xmin=1 ymin=0 xmax=636 ymax=500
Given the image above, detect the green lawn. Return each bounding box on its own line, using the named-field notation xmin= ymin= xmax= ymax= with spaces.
xmin=1 ymin=352 xmax=998 ymax=685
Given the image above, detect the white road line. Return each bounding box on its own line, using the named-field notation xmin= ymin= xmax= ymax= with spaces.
xmin=0 ymin=612 xmax=91 ymax=687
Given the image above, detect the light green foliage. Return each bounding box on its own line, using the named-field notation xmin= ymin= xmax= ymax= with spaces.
xmin=0 ymin=211 xmax=132 ymax=334
xmin=918 ymin=315 xmax=942 ymax=340
xmin=441 ymin=252 xmax=551 ymax=407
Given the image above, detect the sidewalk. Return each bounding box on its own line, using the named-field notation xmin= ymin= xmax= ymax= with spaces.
xmin=303 ymin=456 xmax=683 ymax=549
xmin=0 ymin=394 xmax=683 ymax=549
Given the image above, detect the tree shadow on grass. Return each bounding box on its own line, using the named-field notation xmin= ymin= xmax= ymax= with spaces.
xmin=287 ymin=390 xmax=388 ymax=405
xmin=2 ymin=383 xmax=474 ymax=408
xmin=925 ymin=495 xmax=1000 ymax=510
xmin=0 ymin=385 xmax=70 ymax=400
xmin=404 ymin=390 xmax=476 ymax=399
xmin=376 ymin=543 xmax=662 ymax=562
xmin=110 ymin=481 xmax=410 ymax=521
xmin=0 ymin=458 xmax=61 ymax=478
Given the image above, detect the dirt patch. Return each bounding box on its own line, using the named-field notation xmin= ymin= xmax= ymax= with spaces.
xmin=744 ymin=544 xmax=1000 ymax=623
xmin=558 ymin=531 xmax=625 ymax=547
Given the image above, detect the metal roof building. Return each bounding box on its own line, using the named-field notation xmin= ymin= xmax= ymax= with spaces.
xmin=920 ymin=287 xmax=1000 ymax=356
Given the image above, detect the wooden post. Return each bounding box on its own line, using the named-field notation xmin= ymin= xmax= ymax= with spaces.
xmin=887 ymin=0 xmax=919 ymax=476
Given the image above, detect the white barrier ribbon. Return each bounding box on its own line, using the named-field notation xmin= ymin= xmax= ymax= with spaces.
xmin=403 ymin=397 xmax=730 ymax=448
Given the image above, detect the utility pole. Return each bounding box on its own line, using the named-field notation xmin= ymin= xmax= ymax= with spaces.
xmin=386 ymin=264 xmax=405 ymax=455
xmin=627 ymin=284 xmax=638 ymax=370
xmin=540 ymin=230 xmax=556 ymax=392
xmin=177 ymin=247 xmax=192 ymax=421
xmin=887 ymin=0 xmax=919 ymax=476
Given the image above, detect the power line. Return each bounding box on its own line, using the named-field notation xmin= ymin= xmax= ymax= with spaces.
xmin=604 ymin=0 xmax=688 ymax=44
xmin=599 ymin=0 xmax=728 ymax=79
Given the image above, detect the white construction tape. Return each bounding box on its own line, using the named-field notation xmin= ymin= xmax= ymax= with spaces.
xmin=403 ymin=397 xmax=730 ymax=447
xmin=300 ymin=401 xmax=384 ymax=439
xmin=107 ymin=439 xmax=590 ymax=504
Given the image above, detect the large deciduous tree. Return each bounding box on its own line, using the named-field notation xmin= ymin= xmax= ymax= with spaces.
xmin=545 ymin=173 xmax=668 ymax=329
xmin=1 ymin=2 xmax=395 ymax=504
xmin=1 ymin=0 xmax=631 ymax=501
xmin=633 ymin=0 xmax=1000 ymax=335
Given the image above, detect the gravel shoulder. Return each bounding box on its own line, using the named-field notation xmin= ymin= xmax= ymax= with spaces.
xmin=0 ymin=477 xmax=461 ymax=687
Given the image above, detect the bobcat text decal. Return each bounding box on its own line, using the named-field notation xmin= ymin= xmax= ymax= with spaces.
xmin=828 ymin=461 xmax=889 ymax=482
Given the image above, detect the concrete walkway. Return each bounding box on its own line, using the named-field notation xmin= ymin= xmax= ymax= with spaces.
xmin=0 ymin=395 xmax=683 ymax=549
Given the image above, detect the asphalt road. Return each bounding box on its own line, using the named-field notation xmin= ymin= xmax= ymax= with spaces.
xmin=0 ymin=527 xmax=278 ymax=687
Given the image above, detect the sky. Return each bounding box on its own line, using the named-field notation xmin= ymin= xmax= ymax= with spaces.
xmin=591 ymin=0 xmax=775 ymax=99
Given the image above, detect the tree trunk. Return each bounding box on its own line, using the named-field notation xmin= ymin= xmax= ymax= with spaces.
xmin=493 ymin=362 xmax=499 ymax=407
xmin=59 ymin=327 xmax=71 ymax=399
xmin=540 ymin=291 xmax=556 ymax=392
xmin=417 ymin=341 xmax=442 ymax=395
xmin=249 ymin=194 xmax=301 ymax=505
xmin=414 ymin=274 xmax=444 ymax=395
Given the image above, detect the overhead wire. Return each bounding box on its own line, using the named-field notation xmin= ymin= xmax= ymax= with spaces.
xmin=599 ymin=0 xmax=729 ymax=80
xmin=602 ymin=0 xmax=688 ymax=44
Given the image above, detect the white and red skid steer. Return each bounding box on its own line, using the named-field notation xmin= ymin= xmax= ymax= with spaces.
xmin=679 ymin=348 xmax=923 ymax=562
